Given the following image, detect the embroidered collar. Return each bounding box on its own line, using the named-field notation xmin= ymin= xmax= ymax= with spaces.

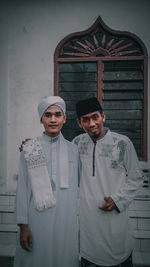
xmin=42 ymin=132 xmax=60 ymax=143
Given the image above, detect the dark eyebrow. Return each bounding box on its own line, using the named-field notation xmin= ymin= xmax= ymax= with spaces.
xmin=44 ymin=111 xmax=63 ymax=116
xmin=55 ymin=111 xmax=62 ymax=115
xmin=92 ymin=113 xmax=99 ymax=117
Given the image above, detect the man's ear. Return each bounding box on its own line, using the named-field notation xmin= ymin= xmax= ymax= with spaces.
xmin=77 ymin=119 xmax=82 ymax=128
xmin=63 ymin=114 xmax=67 ymax=124
xmin=102 ymin=112 xmax=106 ymax=123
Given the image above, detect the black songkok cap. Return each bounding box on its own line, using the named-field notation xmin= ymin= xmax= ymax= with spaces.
xmin=76 ymin=97 xmax=103 ymax=119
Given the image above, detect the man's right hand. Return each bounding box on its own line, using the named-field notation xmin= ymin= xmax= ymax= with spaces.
xmin=19 ymin=139 xmax=31 ymax=152
xmin=19 ymin=224 xmax=33 ymax=252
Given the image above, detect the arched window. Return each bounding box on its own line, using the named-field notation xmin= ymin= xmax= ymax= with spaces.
xmin=54 ymin=16 xmax=148 ymax=160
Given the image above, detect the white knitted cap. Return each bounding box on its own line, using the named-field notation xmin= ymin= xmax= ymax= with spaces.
xmin=38 ymin=96 xmax=66 ymax=120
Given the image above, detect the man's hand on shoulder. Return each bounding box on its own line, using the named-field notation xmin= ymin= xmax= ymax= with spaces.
xmin=19 ymin=139 xmax=31 ymax=152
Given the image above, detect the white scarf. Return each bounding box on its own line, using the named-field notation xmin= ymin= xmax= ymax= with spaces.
xmin=23 ymin=133 xmax=69 ymax=211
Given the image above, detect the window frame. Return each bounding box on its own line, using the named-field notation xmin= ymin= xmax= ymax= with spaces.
xmin=54 ymin=16 xmax=148 ymax=161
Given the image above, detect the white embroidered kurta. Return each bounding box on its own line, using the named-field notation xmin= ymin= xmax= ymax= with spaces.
xmin=73 ymin=130 xmax=143 ymax=266
xmin=14 ymin=133 xmax=79 ymax=267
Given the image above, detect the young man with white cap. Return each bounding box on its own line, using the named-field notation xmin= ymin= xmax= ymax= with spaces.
xmin=14 ymin=96 xmax=79 ymax=267
xmin=74 ymin=97 xmax=143 ymax=267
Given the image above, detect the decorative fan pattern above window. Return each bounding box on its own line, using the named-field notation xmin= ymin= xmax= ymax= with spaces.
xmin=61 ymin=33 xmax=142 ymax=58
xmin=57 ymin=16 xmax=145 ymax=59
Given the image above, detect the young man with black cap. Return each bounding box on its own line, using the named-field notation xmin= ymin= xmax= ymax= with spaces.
xmin=74 ymin=97 xmax=143 ymax=267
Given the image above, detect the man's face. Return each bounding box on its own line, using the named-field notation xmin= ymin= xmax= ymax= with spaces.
xmin=77 ymin=111 xmax=105 ymax=140
xmin=41 ymin=105 xmax=66 ymax=137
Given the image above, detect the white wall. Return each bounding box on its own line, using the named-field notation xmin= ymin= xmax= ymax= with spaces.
xmin=0 ymin=4 xmax=8 ymax=193
xmin=0 ymin=0 xmax=149 ymax=192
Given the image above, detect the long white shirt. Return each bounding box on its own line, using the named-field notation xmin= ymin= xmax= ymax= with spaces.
xmin=14 ymin=133 xmax=79 ymax=267
xmin=73 ymin=129 xmax=143 ymax=266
